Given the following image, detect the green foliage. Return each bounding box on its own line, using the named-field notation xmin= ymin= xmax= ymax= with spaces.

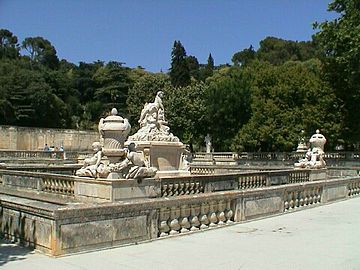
xmin=22 ymin=37 xmax=59 ymax=69
xmin=169 ymin=40 xmax=191 ymax=87
xmin=163 ymin=81 xmax=208 ymax=148
xmin=205 ymin=66 xmax=252 ymax=151
xmin=186 ymin=56 xmax=200 ymax=80
xmin=314 ymin=0 xmax=360 ymax=144
xmin=0 ymin=29 xmax=20 ymax=59
xmin=232 ymin=60 xmax=342 ymax=152
xmin=126 ymin=73 xmax=171 ymax=132
xmin=232 ymin=45 xmax=256 ymax=66
xmin=257 ymin=37 xmax=319 ymax=65
xmin=199 ymin=53 xmax=215 ymax=81
xmin=92 ymin=61 xmax=132 ymax=115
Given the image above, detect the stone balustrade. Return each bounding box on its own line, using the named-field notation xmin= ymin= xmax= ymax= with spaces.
xmin=0 ymin=169 xmax=76 ymax=196
xmin=0 ymin=150 xmax=65 ymax=159
xmin=42 ymin=177 xmax=75 ymax=195
xmin=193 ymin=151 xmax=360 ymax=161
xmin=158 ymin=199 xmax=234 ymax=236
xmin=0 ymin=150 xmax=90 ymax=163
xmin=348 ymin=180 xmax=360 ymax=197
xmin=0 ymin=169 xmax=325 ymax=201
xmin=190 ymin=166 xmax=216 ymax=175
xmin=284 ymin=184 xmax=322 ymax=211
xmin=1 ymin=173 xmax=360 ymax=256
xmin=289 ymin=170 xmax=310 ymax=183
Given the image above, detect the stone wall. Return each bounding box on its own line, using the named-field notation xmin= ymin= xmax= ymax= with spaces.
xmin=1 ymin=175 xmax=360 ymax=256
xmin=0 ymin=125 xmax=98 ymax=151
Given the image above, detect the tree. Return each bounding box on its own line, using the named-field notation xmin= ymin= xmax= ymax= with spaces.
xmin=164 ymin=81 xmax=208 ymax=148
xmin=256 ymin=37 xmax=319 ymax=65
xmin=232 ymin=60 xmax=342 ymax=152
xmin=22 ymin=37 xmax=59 ymax=69
xmin=232 ymin=45 xmax=256 ymax=66
xmin=314 ymin=0 xmax=360 ymax=145
xmin=169 ymin=40 xmax=190 ymax=87
xmin=186 ymin=55 xmax=200 ymax=80
xmin=205 ymin=66 xmax=252 ymax=151
xmin=126 ymin=72 xmax=171 ymax=131
xmin=92 ymin=61 xmax=132 ymax=115
xmin=0 ymin=29 xmax=20 ymax=59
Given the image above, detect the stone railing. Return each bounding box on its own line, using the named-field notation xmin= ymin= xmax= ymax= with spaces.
xmin=0 ymin=169 xmax=75 ymax=196
xmin=347 ymin=179 xmax=360 ymax=197
xmin=159 ymin=169 xmax=318 ymax=198
xmin=238 ymin=172 xmax=267 ymax=189
xmin=158 ymin=198 xmax=234 ymax=236
xmin=190 ymin=166 xmax=216 ymax=175
xmin=288 ymin=170 xmax=310 ymax=183
xmin=193 ymin=152 xmax=237 ymax=160
xmin=42 ymin=177 xmax=75 ymax=195
xmin=284 ymin=184 xmax=322 ymax=211
xmin=0 ymin=150 xmax=91 ymax=163
xmin=193 ymin=151 xmax=360 ymax=161
xmin=0 ymin=150 xmax=65 ymax=159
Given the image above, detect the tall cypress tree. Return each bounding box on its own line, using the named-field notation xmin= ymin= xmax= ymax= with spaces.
xmin=206 ymin=53 xmax=214 ymax=76
xmin=169 ymin=40 xmax=190 ymax=87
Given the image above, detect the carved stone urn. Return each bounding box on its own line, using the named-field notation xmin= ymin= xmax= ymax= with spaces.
xmin=99 ymin=108 xmax=131 ymax=162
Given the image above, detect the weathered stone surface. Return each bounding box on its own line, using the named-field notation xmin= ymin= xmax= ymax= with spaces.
xmin=322 ymin=184 xmax=347 ymax=202
xmin=1 ymin=170 xmax=360 ymax=256
xmin=3 ymin=175 xmax=39 ymax=190
xmin=244 ymin=196 xmax=282 ymax=219
xmin=60 ymin=216 xmax=148 ymax=250
xmin=0 ymin=126 xmax=97 ymax=151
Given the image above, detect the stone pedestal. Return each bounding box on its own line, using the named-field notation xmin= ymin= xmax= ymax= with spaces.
xmin=127 ymin=141 xmax=190 ymax=177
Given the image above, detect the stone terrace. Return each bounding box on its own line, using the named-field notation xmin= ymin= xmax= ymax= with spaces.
xmin=1 ymin=197 xmax=360 ymax=270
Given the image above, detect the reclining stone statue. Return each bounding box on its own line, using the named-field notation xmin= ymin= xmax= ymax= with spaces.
xmin=75 ymin=142 xmax=108 ymax=178
xmin=107 ymin=143 xmax=157 ymax=179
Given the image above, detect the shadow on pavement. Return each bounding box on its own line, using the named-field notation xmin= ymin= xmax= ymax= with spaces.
xmin=0 ymin=239 xmax=33 ymax=266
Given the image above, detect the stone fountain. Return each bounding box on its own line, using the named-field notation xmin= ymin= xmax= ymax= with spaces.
xmin=76 ymin=91 xmax=189 ymax=179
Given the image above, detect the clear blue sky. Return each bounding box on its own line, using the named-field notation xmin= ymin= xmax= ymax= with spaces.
xmin=0 ymin=0 xmax=337 ymax=72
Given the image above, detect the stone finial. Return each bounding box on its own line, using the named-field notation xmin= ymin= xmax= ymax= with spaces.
xmin=111 ymin=108 xmax=118 ymax=116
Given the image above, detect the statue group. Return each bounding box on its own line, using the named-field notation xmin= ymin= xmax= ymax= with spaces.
xmin=76 ymin=91 xmax=188 ymax=180
xmin=295 ymin=129 xmax=327 ymax=169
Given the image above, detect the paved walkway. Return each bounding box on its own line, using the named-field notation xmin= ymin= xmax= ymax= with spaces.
xmin=1 ymin=197 xmax=360 ymax=270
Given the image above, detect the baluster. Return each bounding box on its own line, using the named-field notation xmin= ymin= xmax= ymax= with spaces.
xmin=309 ymin=189 xmax=314 ymax=204
xmin=200 ymin=203 xmax=210 ymax=229
xmin=179 ymin=183 xmax=185 ymax=195
xmin=299 ymin=191 xmax=304 ymax=207
xmin=185 ymin=182 xmax=191 ymax=194
xmin=169 ymin=207 xmax=180 ymax=235
xmin=209 ymin=201 xmax=218 ymax=227
xmin=284 ymin=192 xmax=290 ymax=211
xmin=174 ymin=183 xmax=179 ymax=196
xmin=225 ymin=200 xmax=234 ymax=224
xmin=313 ymin=188 xmax=318 ymax=203
xmin=317 ymin=188 xmax=321 ymax=203
xmin=217 ymin=200 xmax=226 ymax=225
xmin=289 ymin=192 xmax=295 ymax=209
xmin=304 ymin=191 xmax=309 ymax=206
xmin=159 ymin=208 xmax=170 ymax=237
xmin=168 ymin=184 xmax=174 ymax=196
xmin=295 ymin=192 xmax=299 ymax=208
xmin=179 ymin=205 xmax=191 ymax=233
xmin=190 ymin=205 xmax=200 ymax=231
